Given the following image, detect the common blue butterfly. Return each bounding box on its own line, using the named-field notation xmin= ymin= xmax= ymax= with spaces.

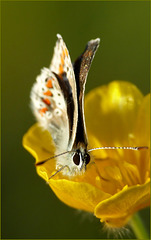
xmin=31 ymin=34 xmax=145 ymax=178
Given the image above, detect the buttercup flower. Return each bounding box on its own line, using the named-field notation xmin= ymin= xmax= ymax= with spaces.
xmin=23 ymin=81 xmax=150 ymax=229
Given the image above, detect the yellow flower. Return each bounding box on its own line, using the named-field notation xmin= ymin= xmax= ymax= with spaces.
xmin=23 ymin=81 xmax=150 ymax=228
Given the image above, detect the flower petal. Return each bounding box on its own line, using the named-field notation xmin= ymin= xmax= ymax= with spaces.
xmin=94 ymin=180 xmax=150 ymax=228
xmin=23 ymin=123 xmax=56 ymax=181
xmin=134 ymin=94 xmax=150 ymax=146
xmin=85 ymin=81 xmax=143 ymax=158
xmin=49 ymin=179 xmax=111 ymax=212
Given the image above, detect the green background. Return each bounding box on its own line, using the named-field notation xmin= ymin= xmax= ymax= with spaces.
xmin=2 ymin=1 xmax=150 ymax=239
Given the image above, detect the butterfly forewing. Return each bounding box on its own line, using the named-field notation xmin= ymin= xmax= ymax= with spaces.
xmin=50 ymin=34 xmax=78 ymax=150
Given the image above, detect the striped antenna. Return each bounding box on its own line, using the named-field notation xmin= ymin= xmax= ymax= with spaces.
xmin=88 ymin=146 xmax=148 ymax=152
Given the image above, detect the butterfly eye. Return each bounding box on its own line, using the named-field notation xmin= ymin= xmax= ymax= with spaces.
xmin=85 ymin=153 xmax=90 ymax=165
xmin=73 ymin=153 xmax=80 ymax=166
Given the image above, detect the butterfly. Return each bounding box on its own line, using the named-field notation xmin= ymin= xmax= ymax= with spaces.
xmin=30 ymin=34 xmax=145 ymax=178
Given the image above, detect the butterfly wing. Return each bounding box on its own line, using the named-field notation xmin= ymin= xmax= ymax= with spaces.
xmin=73 ymin=38 xmax=100 ymax=148
xmin=50 ymin=34 xmax=78 ymax=151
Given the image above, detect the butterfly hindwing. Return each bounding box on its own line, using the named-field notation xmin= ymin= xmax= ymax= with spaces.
xmin=30 ymin=68 xmax=70 ymax=154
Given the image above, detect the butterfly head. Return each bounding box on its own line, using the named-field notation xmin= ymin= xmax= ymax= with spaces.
xmin=72 ymin=148 xmax=90 ymax=171
xmin=55 ymin=146 xmax=91 ymax=177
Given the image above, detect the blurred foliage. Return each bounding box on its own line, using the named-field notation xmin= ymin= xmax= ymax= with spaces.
xmin=2 ymin=1 xmax=150 ymax=239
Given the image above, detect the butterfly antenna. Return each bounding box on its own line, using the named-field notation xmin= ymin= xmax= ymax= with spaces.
xmin=36 ymin=151 xmax=73 ymax=166
xmin=88 ymin=146 xmax=148 ymax=152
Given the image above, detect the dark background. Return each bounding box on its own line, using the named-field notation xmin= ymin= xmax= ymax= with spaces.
xmin=2 ymin=1 xmax=150 ymax=239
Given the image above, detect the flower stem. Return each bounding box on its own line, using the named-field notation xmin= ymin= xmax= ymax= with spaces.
xmin=129 ymin=212 xmax=149 ymax=239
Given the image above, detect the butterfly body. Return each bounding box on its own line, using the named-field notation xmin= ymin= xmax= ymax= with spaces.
xmin=31 ymin=34 xmax=100 ymax=176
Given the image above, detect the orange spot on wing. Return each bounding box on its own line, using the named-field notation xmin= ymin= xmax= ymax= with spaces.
xmin=65 ymin=48 xmax=68 ymax=57
xmin=46 ymin=79 xmax=53 ymax=88
xmin=39 ymin=107 xmax=48 ymax=116
xmin=42 ymin=98 xmax=51 ymax=105
xmin=59 ymin=52 xmax=65 ymax=74
xmin=62 ymin=49 xmax=68 ymax=59
xmin=44 ymin=90 xmax=53 ymax=96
